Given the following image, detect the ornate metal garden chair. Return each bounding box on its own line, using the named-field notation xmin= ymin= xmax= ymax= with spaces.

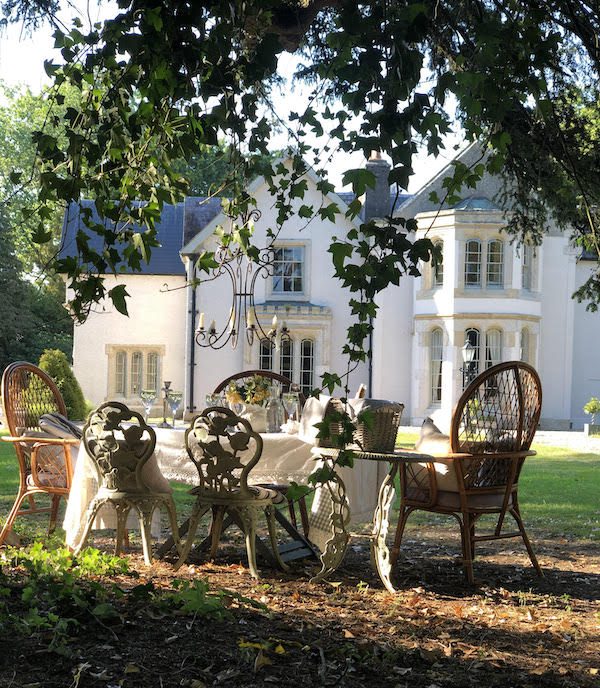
xmin=174 ymin=407 xmax=289 ymax=577
xmin=213 ymin=370 xmax=309 ymax=536
xmin=0 ymin=361 xmax=79 ymax=545
xmin=392 ymin=361 xmax=543 ymax=583
xmin=74 ymin=402 xmax=180 ymax=564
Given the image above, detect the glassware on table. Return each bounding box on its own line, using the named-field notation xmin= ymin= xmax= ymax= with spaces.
xmin=205 ymin=393 xmax=224 ymax=408
xmin=167 ymin=391 xmax=183 ymax=426
xmin=228 ymin=400 xmax=245 ymax=416
xmin=282 ymin=392 xmax=300 ymax=423
xmin=140 ymin=389 xmax=157 ymax=422
xmin=266 ymin=383 xmax=284 ymax=432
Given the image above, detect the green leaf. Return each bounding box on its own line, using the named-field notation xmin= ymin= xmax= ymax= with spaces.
xmin=109 ymin=285 xmax=130 ymax=316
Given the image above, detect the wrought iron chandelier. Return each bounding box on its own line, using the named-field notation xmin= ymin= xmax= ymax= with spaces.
xmin=194 ymin=211 xmax=292 ymax=351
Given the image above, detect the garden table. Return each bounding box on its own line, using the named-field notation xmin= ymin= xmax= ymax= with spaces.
xmin=63 ymin=428 xmax=381 ymax=558
xmin=311 ymin=447 xmax=434 ymax=592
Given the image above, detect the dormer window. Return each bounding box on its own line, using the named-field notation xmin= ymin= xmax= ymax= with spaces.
xmin=272 ymin=246 xmax=304 ymax=294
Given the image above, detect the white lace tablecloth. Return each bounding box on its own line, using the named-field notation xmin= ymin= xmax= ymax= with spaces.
xmin=63 ymin=427 xmax=380 ymax=551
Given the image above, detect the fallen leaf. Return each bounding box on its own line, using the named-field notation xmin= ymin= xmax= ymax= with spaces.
xmin=124 ymin=663 xmax=140 ymax=674
xmin=344 ymin=629 xmax=355 ymax=638
xmin=254 ymin=650 xmax=273 ymax=672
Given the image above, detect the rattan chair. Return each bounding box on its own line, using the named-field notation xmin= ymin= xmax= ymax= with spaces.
xmin=213 ymin=370 xmax=309 ymax=536
xmin=392 ymin=361 xmax=543 ymax=583
xmin=0 ymin=361 xmax=79 ymax=545
xmin=174 ymin=407 xmax=288 ymax=577
xmin=74 ymin=402 xmax=180 ymax=564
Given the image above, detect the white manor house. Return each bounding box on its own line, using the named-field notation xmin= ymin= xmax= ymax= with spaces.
xmin=60 ymin=147 xmax=600 ymax=430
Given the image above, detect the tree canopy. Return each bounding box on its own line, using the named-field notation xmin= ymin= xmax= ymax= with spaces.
xmin=2 ymin=0 xmax=600 ymax=363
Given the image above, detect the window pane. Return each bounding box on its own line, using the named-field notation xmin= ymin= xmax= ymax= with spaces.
xmin=300 ymin=339 xmax=314 ymax=396
xmin=273 ymin=246 xmax=304 ymax=293
xmin=433 ymin=241 xmax=443 ymax=287
xmin=464 ymin=328 xmax=480 ymax=387
xmin=130 ymin=351 xmax=143 ymax=395
xmin=486 ymin=240 xmax=504 ymax=287
xmin=259 ymin=339 xmax=273 ymax=371
xmin=485 ymin=329 xmax=502 ymax=369
xmin=115 ymin=351 xmax=127 ymax=396
xmin=464 ymin=240 xmax=481 ymax=287
xmin=146 ymin=353 xmax=160 ymax=393
xmin=430 ymin=328 xmax=443 ymax=404
xmin=520 ymin=329 xmax=529 ymax=363
xmin=279 ymin=339 xmax=294 ymax=380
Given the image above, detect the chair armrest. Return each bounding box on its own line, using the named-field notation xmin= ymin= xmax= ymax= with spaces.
xmin=1 ymin=435 xmax=80 ymax=445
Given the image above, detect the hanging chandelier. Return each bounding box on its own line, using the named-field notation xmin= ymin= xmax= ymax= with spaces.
xmin=194 ymin=210 xmax=292 ymax=350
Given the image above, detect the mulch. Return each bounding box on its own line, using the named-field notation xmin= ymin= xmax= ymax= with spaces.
xmin=1 ymin=527 xmax=599 ymax=688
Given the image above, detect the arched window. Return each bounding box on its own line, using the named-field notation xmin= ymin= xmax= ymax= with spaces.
xmin=300 ymin=339 xmax=314 ymax=396
xmin=130 ymin=351 xmax=143 ymax=395
xmin=430 ymin=328 xmax=443 ymax=404
xmin=259 ymin=339 xmax=273 ymax=371
xmin=485 ymin=329 xmax=503 ymax=369
xmin=433 ymin=240 xmax=444 ymax=287
xmin=486 ymin=240 xmax=504 ymax=287
xmin=146 ymin=352 xmax=160 ymax=393
xmin=279 ymin=339 xmax=294 ymax=381
xmin=115 ymin=351 xmax=127 ymax=396
xmin=464 ymin=240 xmax=482 ymax=288
xmin=520 ymin=328 xmax=530 ymax=363
xmin=463 ymin=328 xmax=480 ymax=387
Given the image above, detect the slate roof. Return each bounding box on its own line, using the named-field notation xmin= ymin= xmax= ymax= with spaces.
xmin=452 ymin=196 xmax=501 ymax=211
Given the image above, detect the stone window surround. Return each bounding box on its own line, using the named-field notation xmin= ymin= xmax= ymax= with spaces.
xmin=106 ymin=344 xmax=166 ymax=401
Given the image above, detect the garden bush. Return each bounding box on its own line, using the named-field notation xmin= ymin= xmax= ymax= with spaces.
xmin=38 ymin=349 xmax=86 ymax=420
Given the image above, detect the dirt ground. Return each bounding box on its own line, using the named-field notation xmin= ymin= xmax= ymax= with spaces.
xmin=1 ymin=526 xmax=599 ymax=688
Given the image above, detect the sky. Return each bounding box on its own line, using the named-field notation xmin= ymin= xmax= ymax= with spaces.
xmin=0 ymin=8 xmax=462 ymax=193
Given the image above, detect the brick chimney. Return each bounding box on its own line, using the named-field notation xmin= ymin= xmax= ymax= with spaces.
xmin=364 ymin=151 xmax=391 ymax=221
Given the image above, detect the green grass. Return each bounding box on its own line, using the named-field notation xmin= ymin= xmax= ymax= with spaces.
xmin=1 ymin=429 xmax=598 ymax=543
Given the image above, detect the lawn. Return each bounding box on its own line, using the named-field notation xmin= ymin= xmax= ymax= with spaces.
xmin=1 ymin=428 xmax=598 ymax=543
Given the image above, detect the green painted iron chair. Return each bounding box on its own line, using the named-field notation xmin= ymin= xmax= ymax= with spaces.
xmin=74 ymin=401 xmax=180 ymax=564
xmin=174 ymin=406 xmax=289 ymax=577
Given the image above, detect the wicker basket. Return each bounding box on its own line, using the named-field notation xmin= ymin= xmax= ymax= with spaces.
xmin=318 ymin=398 xmax=404 ymax=452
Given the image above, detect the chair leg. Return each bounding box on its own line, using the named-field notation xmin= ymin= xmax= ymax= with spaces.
xmin=238 ymin=506 xmax=260 ymax=579
xmin=137 ymin=505 xmax=155 ymax=566
xmin=457 ymin=513 xmax=475 ymax=584
xmin=73 ymin=500 xmax=103 ymax=555
xmin=0 ymin=489 xmax=29 ymax=546
xmin=510 ymin=504 xmax=543 ymax=577
xmin=173 ymin=502 xmax=210 ymax=571
xmin=115 ymin=504 xmax=131 ymax=557
xmin=164 ymin=497 xmax=183 ymax=556
xmin=390 ymin=505 xmax=413 ymax=567
xmin=48 ymin=494 xmax=62 ymax=535
xmin=265 ymin=504 xmax=290 ymax=572
xmin=298 ymin=496 xmax=310 ymax=537
xmin=209 ymin=506 xmax=226 ymax=560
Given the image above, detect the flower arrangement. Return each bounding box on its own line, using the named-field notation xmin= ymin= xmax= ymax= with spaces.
xmin=225 ymin=375 xmax=271 ymax=406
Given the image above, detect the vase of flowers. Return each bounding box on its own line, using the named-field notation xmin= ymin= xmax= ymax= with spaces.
xmin=225 ymin=375 xmax=271 ymax=431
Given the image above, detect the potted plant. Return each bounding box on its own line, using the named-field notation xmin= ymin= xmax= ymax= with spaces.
xmin=583 ymin=397 xmax=600 ymax=436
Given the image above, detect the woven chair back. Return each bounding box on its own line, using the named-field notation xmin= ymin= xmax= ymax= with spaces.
xmin=450 ymin=362 xmax=542 ymax=490
xmin=83 ymin=402 xmax=156 ymax=493
xmin=185 ymin=407 xmax=263 ymax=499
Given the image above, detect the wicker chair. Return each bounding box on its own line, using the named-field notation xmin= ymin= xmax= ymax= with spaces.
xmin=0 ymin=362 xmax=79 ymax=545
xmin=213 ymin=370 xmax=309 ymax=536
xmin=174 ymin=407 xmax=288 ymax=577
xmin=392 ymin=361 xmax=543 ymax=583
xmin=74 ymin=402 xmax=180 ymax=564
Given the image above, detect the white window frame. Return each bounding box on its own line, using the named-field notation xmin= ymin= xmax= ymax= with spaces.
xmin=268 ymin=242 xmax=310 ymax=301
xmin=300 ymin=338 xmax=315 ymax=396
xmin=430 ymin=328 xmax=443 ymax=405
xmin=522 ymin=244 xmax=533 ymax=291
xmin=433 ymin=240 xmax=444 ymax=288
xmin=486 ymin=240 xmax=504 ymax=288
xmin=107 ymin=346 xmax=165 ymax=400
xmin=130 ymin=351 xmax=143 ymax=396
xmin=464 ymin=239 xmax=482 ymax=288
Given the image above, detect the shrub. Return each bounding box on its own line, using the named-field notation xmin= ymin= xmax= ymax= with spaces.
xmin=39 ymin=349 xmax=87 ymax=420
xmin=583 ymin=397 xmax=600 ymax=425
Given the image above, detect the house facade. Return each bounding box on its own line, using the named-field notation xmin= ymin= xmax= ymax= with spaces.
xmin=61 ymin=151 xmax=600 ymax=430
